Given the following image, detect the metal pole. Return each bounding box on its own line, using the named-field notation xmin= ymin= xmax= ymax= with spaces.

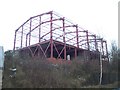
xmin=76 ymin=25 xmax=79 ymax=48
xmin=99 ymin=47 xmax=103 ymax=85
xmin=101 ymin=39 xmax=104 ymax=57
xmin=75 ymin=48 xmax=77 ymax=59
xmin=105 ymin=41 xmax=109 ymax=61
xmin=50 ymin=12 xmax=53 ymax=58
xmin=21 ymin=26 xmax=23 ymax=48
xmin=86 ymin=30 xmax=90 ymax=50
xmin=38 ymin=16 xmax=41 ymax=57
xmin=94 ymin=35 xmax=98 ymax=50
xmin=63 ymin=17 xmax=66 ymax=60
xmin=39 ymin=16 xmax=41 ymax=43
xmin=13 ymin=31 xmax=17 ymax=51
xmin=13 ymin=30 xmax=17 ymax=68
xmin=29 ymin=19 xmax=32 ymax=46
xmin=26 ymin=34 xmax=28 ymax=47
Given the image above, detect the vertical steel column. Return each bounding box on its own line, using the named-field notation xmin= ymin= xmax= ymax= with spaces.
xmin=63 ymin=17 xmax=66 ymax=60
xmin=21 ymin=26 xmax=23 ymax=48
xmin=13 ymin=30 xmax=17 ymax=51
xmin=50 ymin=11 xmax=53 ymax=58
xmin=76 ymin=25 xmax=79 ymax=48
xmin=26 ymin=34 xmax=28 ymax=47
xmin=29 ymin=19 xmax=32 ymax=46
xmin=105 ymin=41 xmax=109 ymax=61
xmin=86 ymin=30 xmax=90 ymax=50
xmin=39 ymin=16 xmax=41 ymax=43
xmin=101 ymin=39 xmax=104 ymax=56
xmin=38 ymin=16 xmax=41 ymax=57
xmin=94 ymin=35 xmax=98 ymax=50
xmin=75 ymin=25 xmax=78 ymax=60
xmin=13 ymin=30 xmax=17 ymax=68
xmin=75 ymin=48 xmax=77 ymax=59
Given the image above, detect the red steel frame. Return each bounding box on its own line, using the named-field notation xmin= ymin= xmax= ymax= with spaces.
xmin=13 ymin=11 xmax=108 ymax=60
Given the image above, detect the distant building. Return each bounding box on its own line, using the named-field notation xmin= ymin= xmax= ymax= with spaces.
xmin=0 ymin=46 xmax=4 ymax=69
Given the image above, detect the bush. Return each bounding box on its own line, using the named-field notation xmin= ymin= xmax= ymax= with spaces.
xmin=2 ymin=45 xmax=119 ymax=88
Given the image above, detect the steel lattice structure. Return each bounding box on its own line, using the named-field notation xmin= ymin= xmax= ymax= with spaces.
xmin=13 ymin=11 xmax=108 ymax=60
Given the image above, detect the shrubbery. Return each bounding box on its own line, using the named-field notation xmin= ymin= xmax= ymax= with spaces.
xmin=2 ymin=42 xmax=119 ymax=88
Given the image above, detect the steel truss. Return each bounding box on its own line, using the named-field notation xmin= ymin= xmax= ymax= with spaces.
xmin=13 ymin=11 xmax=108 ymax=60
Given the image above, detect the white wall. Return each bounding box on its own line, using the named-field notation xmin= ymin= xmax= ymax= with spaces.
xmin=0 ymin=46 xmax=4 ymax=68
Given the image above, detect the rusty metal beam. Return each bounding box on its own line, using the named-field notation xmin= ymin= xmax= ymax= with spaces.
xmin=13 ymin=11 xmax=108 ymax=60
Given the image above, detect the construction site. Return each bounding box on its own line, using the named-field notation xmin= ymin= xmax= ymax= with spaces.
xmin=13 ymin=11 xmax=108 ymax=61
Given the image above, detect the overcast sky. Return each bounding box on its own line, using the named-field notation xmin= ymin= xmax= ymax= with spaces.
xmin=0 ymin=0 xmax=118 ymax=51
